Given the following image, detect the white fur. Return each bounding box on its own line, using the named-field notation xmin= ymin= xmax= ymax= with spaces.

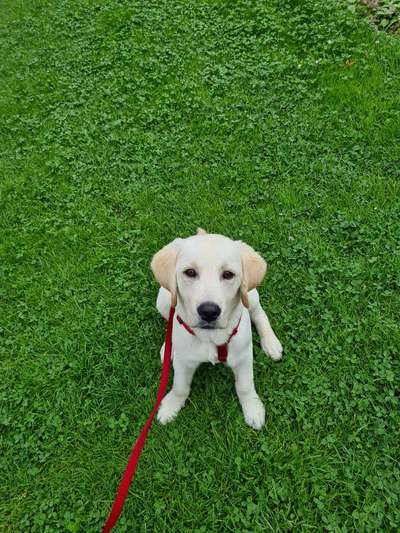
xmin=152 ymin=233 xmax=283 ymax=430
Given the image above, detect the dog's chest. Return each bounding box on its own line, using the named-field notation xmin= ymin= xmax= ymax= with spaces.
xmin=172 ymin=312 xmax=251 ymax=366
xmin=173 ymin=333 xmax=241 ymax=366
xmin=204 ymin=344 xmax=220 ymax=365
xmin=176 ymin=337 xmax=221 ymax=364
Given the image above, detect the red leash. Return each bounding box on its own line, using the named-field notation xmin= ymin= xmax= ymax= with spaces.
xmin=102 ymin=306 xmax=175 ymax=532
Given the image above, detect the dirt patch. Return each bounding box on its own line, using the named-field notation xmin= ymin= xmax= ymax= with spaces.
xmin=357 ymin=0 xmax=400 ymax=34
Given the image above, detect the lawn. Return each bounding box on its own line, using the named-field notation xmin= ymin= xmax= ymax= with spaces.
xmin=1 ymin=0 xmax=399 ymax=531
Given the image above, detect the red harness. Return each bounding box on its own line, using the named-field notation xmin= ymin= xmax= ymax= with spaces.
xmin=102 ymin=307 xmax=241 ymax=532
xmin=176 ymin=314 xmax=242 ymax=363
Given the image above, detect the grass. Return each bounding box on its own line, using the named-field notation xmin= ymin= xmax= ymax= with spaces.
xmin=1 ymin=0 xmax=399 ymax=531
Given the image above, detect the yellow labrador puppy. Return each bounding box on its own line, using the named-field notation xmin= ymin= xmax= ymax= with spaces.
xmin=151 ymin=229 xmax=282 ymax=430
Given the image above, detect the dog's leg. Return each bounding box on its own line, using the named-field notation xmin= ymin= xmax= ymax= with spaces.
xmin=231 ymin=355 xmax=265 ymax=430
xmin=247 ymin=289 xmax=283 ymax=361
xmin=156 ymin=287 xmax=171 ymax=320
xmin=157 ymin=358 xmax=199 ymax=424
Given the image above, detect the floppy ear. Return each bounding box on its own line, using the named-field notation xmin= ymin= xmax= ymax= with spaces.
xmin=239 ymin=242 xmax=267 ymax=308
xmin=151 ymin=239 xmax=182 ymax=307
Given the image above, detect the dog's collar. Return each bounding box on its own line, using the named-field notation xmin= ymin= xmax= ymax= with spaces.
xmin=176 ymin=314 xmax=242 ymax=363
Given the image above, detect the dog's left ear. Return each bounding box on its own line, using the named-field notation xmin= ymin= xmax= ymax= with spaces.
xmin=151 ymin=239 xmax=182 ymax=307
xmin=238 ymin=242 xmax=267 ymax=308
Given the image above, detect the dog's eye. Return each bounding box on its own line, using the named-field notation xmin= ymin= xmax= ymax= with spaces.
xmin=222 ymin=271 xmax=235 ymax=280
xmin=184 ymin=268 xmax=197 ymax=278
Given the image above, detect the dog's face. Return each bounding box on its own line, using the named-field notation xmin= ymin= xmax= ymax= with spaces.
xmin=151 ymin=230 xmax=266 ymax=329
xmin=175 ymin=234 xmax=243 ymax=329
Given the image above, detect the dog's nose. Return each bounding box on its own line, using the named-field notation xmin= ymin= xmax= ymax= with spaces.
xmin=197 ymin=302 xmax=221 ymax=323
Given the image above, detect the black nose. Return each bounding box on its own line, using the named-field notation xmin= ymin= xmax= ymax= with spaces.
xmin=197 ymin=302 xmax=221 ymax=323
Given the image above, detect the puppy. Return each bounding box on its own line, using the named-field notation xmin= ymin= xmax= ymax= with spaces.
xmin=151 ymin=229 xmax=282 ymax=430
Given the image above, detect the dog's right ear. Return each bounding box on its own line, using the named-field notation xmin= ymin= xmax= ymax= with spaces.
xmin=151 ymin=239 xmax=182 ymax=307
xmin=238 ymin=242 xmax=267 ymax=308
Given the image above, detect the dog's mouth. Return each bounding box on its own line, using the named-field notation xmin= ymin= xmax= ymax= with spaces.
xmin=196 ymin=321 xmax=224 ymax=330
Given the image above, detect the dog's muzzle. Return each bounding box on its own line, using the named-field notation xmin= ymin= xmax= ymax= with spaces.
xmin=197 ymin=301 xmax=221 ymax=323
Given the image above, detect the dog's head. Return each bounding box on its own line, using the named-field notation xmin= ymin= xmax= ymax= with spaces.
xmin=151 ymin=229 xmax=266 ymax=330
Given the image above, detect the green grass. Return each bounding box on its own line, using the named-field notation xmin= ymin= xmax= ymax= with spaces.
xmin=1 ymin=0 xmax=399 ymax=531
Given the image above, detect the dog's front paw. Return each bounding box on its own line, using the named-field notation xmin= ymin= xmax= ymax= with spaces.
xmin=157 ymin=391 xmax=185 ymax=424
xmin=241 ymin=396 xmax=265 ymax=430
xmin=261 ymin=334 xmax=283 ymax=361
